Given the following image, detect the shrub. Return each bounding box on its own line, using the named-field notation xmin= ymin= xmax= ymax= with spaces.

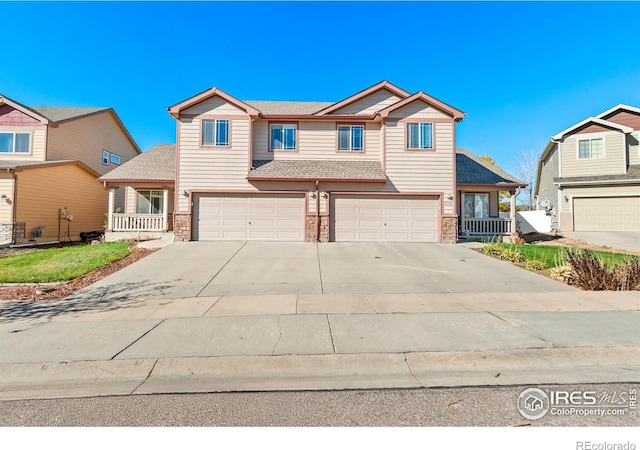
xmin=565 ymin=250 xmax=640 ymax=291
xmin=481 ymin=243 xmax=503 ymax=256
xmin=525 ymin=260 xmax=545 ymax=271
xmin=500 ymin=248 xmax=524 ymax=263
xmin=550 ymin=265 xmax=572 ymax=282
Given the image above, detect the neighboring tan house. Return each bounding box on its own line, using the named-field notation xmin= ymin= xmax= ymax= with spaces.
xmin=103 ymin=81 xmax=525 ymax=243
xmin=535 ymin=104 xmax=640 ymax=232
xmin=0 ymin=95 xmax=140 ymax=245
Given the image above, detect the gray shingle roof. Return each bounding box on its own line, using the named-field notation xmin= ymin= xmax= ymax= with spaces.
xmin=456 ymin=148 xmax=525 ymax=185
xmin=98 ymin=144 xmax=175 ymax=182
xmin=554 ymin=165 xmax=640 ymax=184
xmin=249 ymin=159 xmax=387 ymax=181
xmin=243 ymin=101 xmax=334 ymax=115
xmin=30 ymin=106 xmax=109 ymax=123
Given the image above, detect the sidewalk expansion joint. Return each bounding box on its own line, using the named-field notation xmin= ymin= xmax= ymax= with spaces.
xmin=486 ymin=311 xmax=555 ymax=347
xmin=362 ymin=294 xmax=378 ymax=313
xmin=131 ymin=358 xmax=159 ymax=395
xmin=196 ymin=241 xmax=248 ymax=297
xmin=110 ymin=320 xmax=165 ymax=360
xmin=201 ymin=296 xmax=223 ymax=317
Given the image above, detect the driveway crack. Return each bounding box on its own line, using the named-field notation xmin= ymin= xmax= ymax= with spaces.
xmin=402 ymin=353 xmax=422 ymax=387
xmin=131 ymin=358 xmax=159 ymax=394
xmin=110 ymin=319 xmax=165 ymax=360
xmin=327 ymin=314 xmax=336 ymax=353
xmin=196 ymin=241 xmax=248 ymax=297
xmin=316 ymin=242 xmax=324 ymax=294
xmin=487 ymin=311 xmax=555 ymax=347
xmin=272 ymin=315 xmax=283 ymax=355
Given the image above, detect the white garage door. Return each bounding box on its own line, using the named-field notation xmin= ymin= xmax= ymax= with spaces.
xmin=193 ymin=193 xmax=305 ymax=241
xmin=574 ymin=197 xmax=640 ymax=231
xmin=331 ymin=195 xmax=440 ymax=242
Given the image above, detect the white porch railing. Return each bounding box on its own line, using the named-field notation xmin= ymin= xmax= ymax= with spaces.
xmin=462 ymin=218 xmax=512 ymax=236
xmin=113 ymin=214 xmax=165 ymax=232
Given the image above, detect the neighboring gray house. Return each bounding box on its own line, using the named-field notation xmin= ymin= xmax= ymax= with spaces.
xmin=535 ymin=104 xmax=640 ymax=232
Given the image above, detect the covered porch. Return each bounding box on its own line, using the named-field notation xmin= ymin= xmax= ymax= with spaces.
xmin=457 ymin=187 xmax=518 ymax=239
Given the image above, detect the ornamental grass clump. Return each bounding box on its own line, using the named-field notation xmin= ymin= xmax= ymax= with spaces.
xmin=565 ymin=250 xmax=640 ymax=291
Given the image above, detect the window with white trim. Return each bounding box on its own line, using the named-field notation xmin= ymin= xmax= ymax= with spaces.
xmin=270 ymin=124 xmax=297 ymax=151
xmin=464 ymin=193 xmax=489 ymax=219
xmin=0 ymin=132 xmax=30 ymax=153
xmin=110 ymin=153 xmax=121 ymax=164
xmin=578 ymin=138 xmax=604 ymax=159
xmin=202 ymin=119 xmax=229 ymax=146
xmin=337 ymin=125 xmax=364 ymax=152
xmin=406 ymin=122 xmax=433 ymax=149
xmin=136 ymin=190 xmax=164 ymax=215
xmin=102 ymin=150 xmax=109 ymax=165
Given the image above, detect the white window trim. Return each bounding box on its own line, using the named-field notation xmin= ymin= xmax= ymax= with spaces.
xmin=136 ymin=190 xmax=164 ymax=215
xmin=0 ymin=131 xmax=32 ymax=154
xmin=337 ymin=125 xmax=365 ymax=152
xmin=110 ymin=153 xmax=121 ymax=164
xmin=102 ymin=150 xmax=110 ymax=165
xmin=576 ymin=133 xmax=606 ymax=160
xmin=270 ymin=124 xmax=297 ymax=151
xmin=406 ymin=122 xmax=434 ymax=150
xmin=201 ymin=119 xmax=230 ymax=147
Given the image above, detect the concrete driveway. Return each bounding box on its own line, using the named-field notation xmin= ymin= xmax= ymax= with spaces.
xmin=562 ymin=231 xmax=640 ymax=254
xmin=66 ymin=241 xmax=574 ymax=303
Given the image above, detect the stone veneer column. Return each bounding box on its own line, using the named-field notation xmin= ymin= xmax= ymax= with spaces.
xmin=305 ymin=215 xmax=317 ymax=242
xmin=318 ymin=215 xmax=329 ymax=243
xmin=441 ymin=216 xmax=458 ymax=244
xmin=173 ymin=214 xmax=191 ymax=242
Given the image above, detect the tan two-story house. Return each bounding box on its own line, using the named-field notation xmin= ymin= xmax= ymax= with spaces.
xmin=535 ymin=104 xmax=640 ymax=232
xmin=102 ymin=80 xmax=524 ymax=243
xmin=0 ymin=95 xmax=140 ymax=244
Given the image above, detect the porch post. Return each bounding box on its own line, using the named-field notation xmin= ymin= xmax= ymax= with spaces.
xmin=510 ymin=190 xmax=517 ymax=235
xmin=459 ymin=190 xmax=465 ymax=234
xmin=107 ymin=187 xmax=115 ymax=232
xmin=163 ymin=188 xmax=169 ymax=232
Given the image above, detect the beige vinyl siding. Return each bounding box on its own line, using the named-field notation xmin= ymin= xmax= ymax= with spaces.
xmin=561 ymin=132 xmax=626 ymax=177
xmin=330 ymin=89 xmax=402 ymax=115
xmin=384 ymin=121 xmax=454 ymax=213
xmin=46 ymin=112 xmax=139 ymax=176
xmin=0 ymin=125 xmax=47 ymax=161
xmin=0 ymin=174 xmax=14 ymax=223
xmin=559 ymin=184 xmax=640 ymax=213
xmin=253 ymin=121 xmax=381 ymax=161
xmin=628 ymin=132 xmax=640 ymax=166
xmin=177 ymin=117 xmax=253 ymax=211
xmin=182 ymin=96 xmax=245 ymax=115
xmin=388 ymin=101 xmax=451 ymax=120
xmin=537 ymin=144 xmax=559 ymax=226
xmin=15 ymin=164 xmax=108 ymax=242
xmin=124 ymin=186 xmax=136 ymax=214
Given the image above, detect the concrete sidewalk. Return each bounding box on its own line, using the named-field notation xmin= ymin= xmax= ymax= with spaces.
xmin=1 ymin=291 xmax=639 ymax=400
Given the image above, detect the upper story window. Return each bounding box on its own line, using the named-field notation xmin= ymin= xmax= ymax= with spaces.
xmin=406 ymin=122 xmax=433 ymax=150
xmin=270 ymin=124 xmax=297 ymax=151
xmin=578 ymin=138 xmax=604 ymax=159
xmin=337 ymin=125 xmax=364 ymax=152
xmin=0 ymin=132 xmax=30 ymax=154
xmin=110 ymin=153 xmax=121 ymax=165
xmin=202 ymin=119 xmax=229 ymax=146
xmin=102 ymin=150 xmax=109 ymax=165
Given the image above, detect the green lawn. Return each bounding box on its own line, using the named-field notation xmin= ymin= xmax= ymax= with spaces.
xmin=0 ymin=242 xmax=132 ymax=283
xmin=489 ymin=243 xmax=635 ymax=269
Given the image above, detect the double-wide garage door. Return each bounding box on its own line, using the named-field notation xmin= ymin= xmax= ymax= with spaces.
xmin=573 ymin=197 xmax=640 ymax=231
xmin=331 ymin=195 xmax=440 ymax=242
xmin=193 ymin=193 xmax=305 ymax=241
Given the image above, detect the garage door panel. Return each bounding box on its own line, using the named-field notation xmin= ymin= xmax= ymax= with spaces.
xmin=574 ymin=197 xmax=640 ymax=231
xmin=332 ymin=195 xmax=439 ymax=242
xmin=193 ymin=193 xmax=305 ymax=241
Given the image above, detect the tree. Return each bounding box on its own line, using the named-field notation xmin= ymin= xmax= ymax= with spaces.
xmin=480 ymin=155 xmax=498 ymax=167
xmin=513 ymin=148 xmax=538 ymax=210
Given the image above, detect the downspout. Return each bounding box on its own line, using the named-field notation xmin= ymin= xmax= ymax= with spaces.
xmin=315 ymin=180 xmax=320 ymax=242
xmin=8 ymin=169 xmax=17 ymax=244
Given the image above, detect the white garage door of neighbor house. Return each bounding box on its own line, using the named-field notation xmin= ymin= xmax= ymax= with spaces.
xmin=192 ymin=193 xmax=306 ymax=241
xmin=573 ymin=197 xmax=640 ymax=231
xmin=331 ymin=195 xmax=440 ymax=242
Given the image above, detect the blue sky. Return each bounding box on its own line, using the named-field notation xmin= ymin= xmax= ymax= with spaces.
xmin=3 ymin=1 xmax=640 ymax=176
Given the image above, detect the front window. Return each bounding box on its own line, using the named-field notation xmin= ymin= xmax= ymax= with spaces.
xmin=0 ymin=132 xmax=30 ymax=154
xmin=202 ymin=119 xmax=229 ymax=146
xmin=270 ymin=124 xmax=297 ymax=151
xmin=102 ymin=150 xmax=109 ymax=165
xmin=578 ymin=138 xmax=604 ymax=159
xmin=337 ymin=125 xmax=364 ymax=152
xmin=464 ymin=193 xmax=489 ymax=219
xmin=136 ymin=190 xmax=164 ymax=215
xmin=406 ymin=122 xmax=433 ymax=149
xmin=110 ymin=153 xmax=121 ymax=164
